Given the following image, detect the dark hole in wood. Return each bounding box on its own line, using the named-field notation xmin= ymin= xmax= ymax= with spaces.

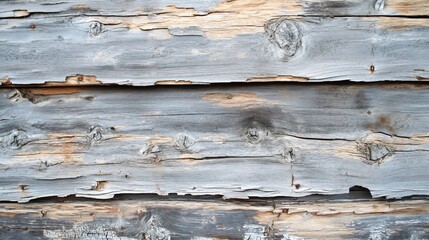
xmin=349 ymin=185 xmax=372 ymax=199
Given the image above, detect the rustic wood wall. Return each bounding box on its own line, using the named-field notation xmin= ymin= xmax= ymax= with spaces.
xmin=0 ymin=0 xmax=428 ymax=239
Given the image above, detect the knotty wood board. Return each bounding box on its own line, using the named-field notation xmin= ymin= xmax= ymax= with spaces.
xmin=0 ymin=0 xmax=428 ymax=86
xmin=0 ymin=198 xmax=428 ymax=239
xmin=1 ymin=83 xmax=428 ymax=202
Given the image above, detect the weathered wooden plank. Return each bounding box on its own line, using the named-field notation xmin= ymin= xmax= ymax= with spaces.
xmin=0 ymin=198 xmax=428 ymax=239
xmin=1 ymin=0 xmax=427 ymax=18
xmin=0 ymin=5 xmax=428 ymax=86
xmin=1 ymin=83 xmax=428 ymax=202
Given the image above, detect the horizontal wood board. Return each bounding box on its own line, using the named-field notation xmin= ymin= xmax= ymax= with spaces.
xmin=0 ymin=0 xmax=428 ymax=86
xmin=1 ymin=83 xmax=429 ymax=202
xmin=0 ymin=198 xmax=428 ymax=239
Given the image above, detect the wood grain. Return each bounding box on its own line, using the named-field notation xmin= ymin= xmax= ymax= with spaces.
xmin=0 ymin=0 xmax=429 ymax=18
xmin=2 ymin=2 xmax=428 ymax=238
xmin=1 ymin=0 xmax=428 ymax=17
xmin=1 ymin=83 xmax=429 ymax=202
xmin=0 ymin=198 xmax=428 ymax=239
xmin=0 ymin=1 xmax=428 ymax=86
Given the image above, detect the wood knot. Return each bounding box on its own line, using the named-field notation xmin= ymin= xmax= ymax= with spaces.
xmin=357 ymin=142 xmax=393 ymax=165
xmin=282 ymin=147 xmax=297 ymax=163
xmin=19 ymin=184 xmax=28 ymax=191
xmin=148 ymin=145 xmax=160 ymax=153
xmin=87 ymin=126 xmax=105 ymax=144
xmin=266 ymin=18 xmax=302 ymax=61
xmin=89 ymin=21 xmax=104 ymax=36
xmin=174 ymin=133 xmax=196 ymax=151
xmin=2 ymin=129 xmax=28 ymax=149
xmin=241 ymin=110 xmax=273 ymax=144
xmin=140 ymin=143 xmax=162 ymax=163
xmin=245 ymin=127 xmax=268 ymax=144
xmin=373 ymin=0 xmax=385 ymax=11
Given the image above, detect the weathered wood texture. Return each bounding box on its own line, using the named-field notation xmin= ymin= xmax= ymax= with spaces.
xmin=0 ymin=198 xmax=428 ymax=239
xmin=2 ymin=2 xmax=429 ymax=238
xmin=1 ymin=0 xmax=428 ymax=17
xmin=1 ymin=83 xmax=429 ymax=202
xmin=0 ymin=0 xmax=428 ymax=86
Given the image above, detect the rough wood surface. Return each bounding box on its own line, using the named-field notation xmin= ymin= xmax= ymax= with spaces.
xmin=2 ymin=2 xmax=428 ymax=238
xmin=1 ymin=83 xmax=429 ymax=202
xmin=1 ymin=0 xmax=428 ymax=17
xmin=0 ymin=0 xmax=428 ymax=86
xmin=0 ymin=198 xmax=428 ymax=239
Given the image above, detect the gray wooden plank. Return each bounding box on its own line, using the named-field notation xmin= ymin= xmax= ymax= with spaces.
xmin=0 ymin=199 xmax=428 ymax=239
xmin=0 ymin=5 xmax=428 ymax=86
xmin=1 ymin=0 xmax=427 ymax=18
xmin=0 ymin=83 xmax=428 ymax=202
